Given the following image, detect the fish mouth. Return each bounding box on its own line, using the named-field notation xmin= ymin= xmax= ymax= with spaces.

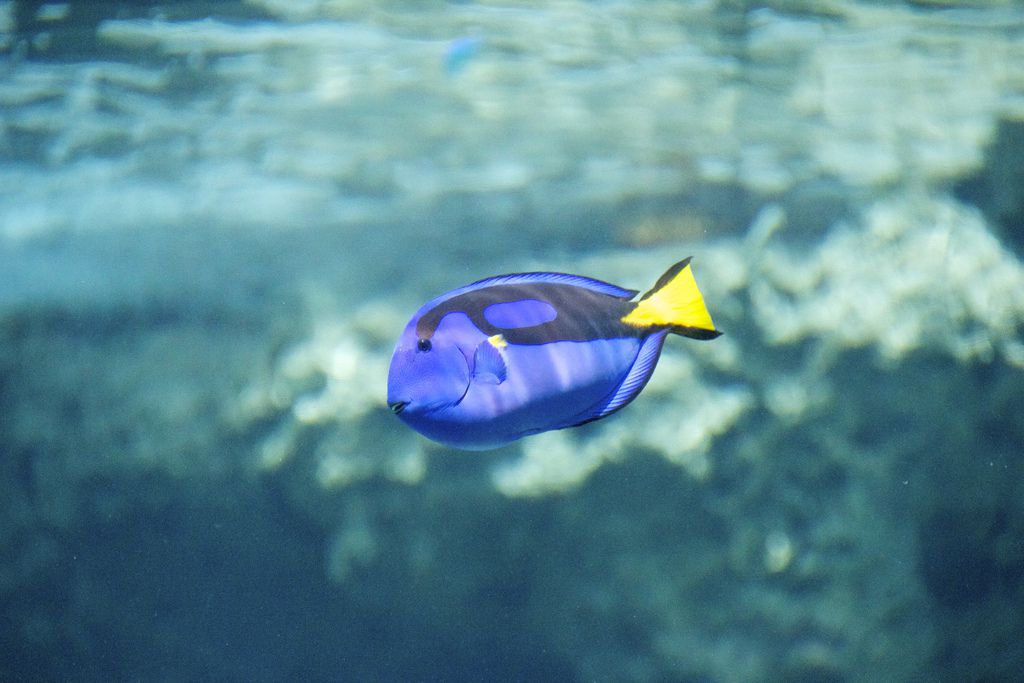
xmin=389 ymin=400 xmax=409 ymax=415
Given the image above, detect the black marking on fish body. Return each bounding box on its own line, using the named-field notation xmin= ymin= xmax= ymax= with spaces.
xmin=416 ymin=283 xmax=642 ymax=345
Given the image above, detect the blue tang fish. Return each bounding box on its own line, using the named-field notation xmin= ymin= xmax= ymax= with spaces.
xmin=387 ymin=258 xmax=721 ymax=450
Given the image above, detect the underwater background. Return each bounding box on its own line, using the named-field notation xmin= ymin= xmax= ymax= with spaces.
xmin=2 ymin=1 xmax=1024 ymax=680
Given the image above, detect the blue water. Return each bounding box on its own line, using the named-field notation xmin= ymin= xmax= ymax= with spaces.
xmin=2 ymin=2 xmax=1024 ymax=681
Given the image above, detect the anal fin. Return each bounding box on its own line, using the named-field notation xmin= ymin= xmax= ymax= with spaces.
xmin=566 ymin=330 xmax=668 ymax=427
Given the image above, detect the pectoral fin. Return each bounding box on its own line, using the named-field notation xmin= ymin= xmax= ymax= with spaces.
xmin=473 ymin=335 xmax=508 ymax=384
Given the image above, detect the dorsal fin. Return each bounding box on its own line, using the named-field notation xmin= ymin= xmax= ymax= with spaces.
xmin=463 ymin=271 xmax=638 ymax=300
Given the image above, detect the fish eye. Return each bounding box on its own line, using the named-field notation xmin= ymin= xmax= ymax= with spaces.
xmin=417 ymin=338 xmax=432 ymax=352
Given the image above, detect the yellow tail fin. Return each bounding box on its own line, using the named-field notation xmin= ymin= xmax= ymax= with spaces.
xmin=621 ymin=258 xmax=721 ymax=340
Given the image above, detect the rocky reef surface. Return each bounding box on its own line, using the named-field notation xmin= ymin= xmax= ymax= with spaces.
xmin=2 ymin=1 xmax=1023 ymax=681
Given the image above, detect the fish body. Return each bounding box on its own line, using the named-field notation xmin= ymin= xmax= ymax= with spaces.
xmin=386 ymin=258 xmax=720 ymax=450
